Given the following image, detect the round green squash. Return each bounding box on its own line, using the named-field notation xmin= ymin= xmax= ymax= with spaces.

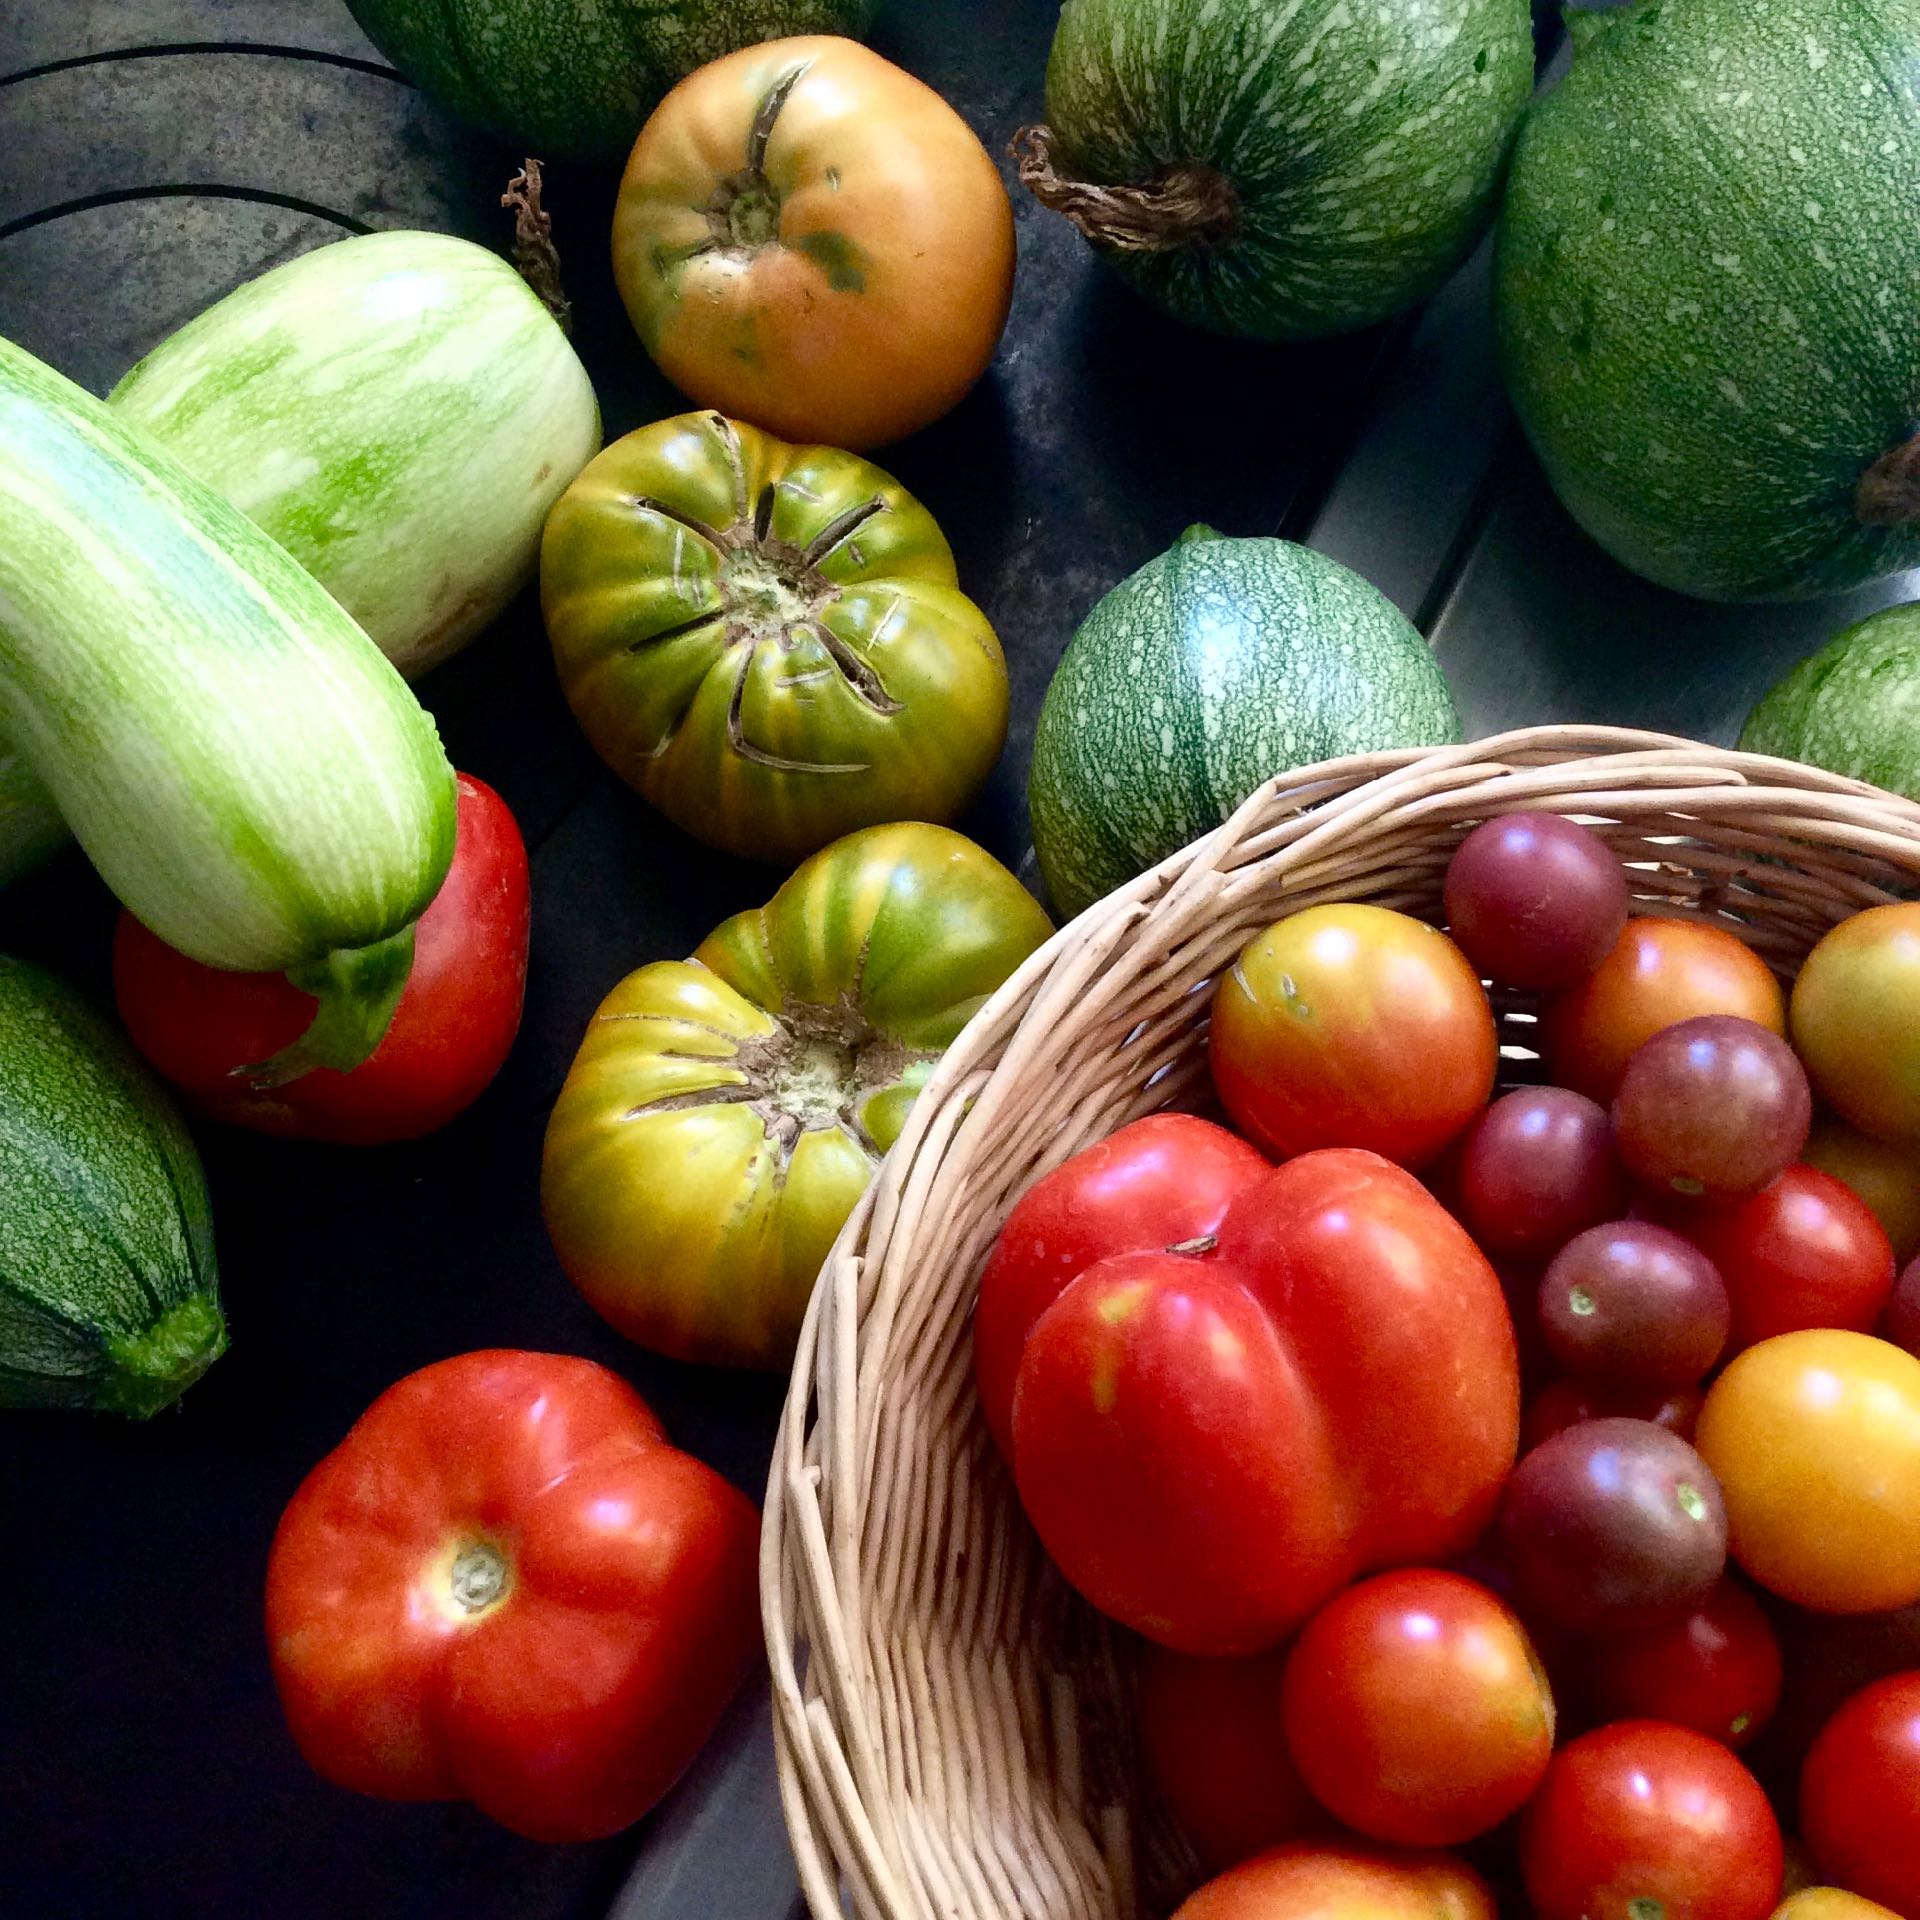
xmin=1497 ymin=0 xmax=1920 ymax=601
xmin=346 ymin=0 xmax=879 ymax=164
xmin=1028 ymin=527 xmax=1462 ymax=920
xmin=1741 ymin=602 xmax=1920 ymax=801
xmin=1027 ymin=0 xmax=1534 ymax=340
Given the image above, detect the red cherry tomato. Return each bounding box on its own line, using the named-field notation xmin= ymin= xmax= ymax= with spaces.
xmin=1883 ymin=1255 xmax=1920 ymax=1359
xmin=1135 ymin=1643 xmax=1329 ymax=1873
xmin=1523 ymin=1378 xmax=1704 ymax=1450
xmin=1519 ymin=1721 xmax=1783 ymax=1920
xmin=1172 ymin=1842 xmax=1496 ymax=1920
xmin=973 ymin=1113 xmax=1268 ymax=1461
xmin=1580 ymin=1578 xmax=1783 ymax=1749
xmin=1663 ymin=1165 xmax=1895 ymax=1354
xmin=115 ymin=773 xmax=529 ymax=1143
xmin=1799 ymin=1672 xmax=1920 ymax=1916
xmin=1279 ymin=1569 xmax=1553 ymax=1847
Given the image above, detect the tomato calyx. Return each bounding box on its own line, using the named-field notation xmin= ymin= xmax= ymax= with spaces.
xmin=426 ymin=1533 xmax=514 ymax=1626
xmin=705 ymin=60 xmax=810 ymax=255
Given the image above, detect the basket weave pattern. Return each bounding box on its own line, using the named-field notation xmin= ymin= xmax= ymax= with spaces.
xmin=762 ymin=726 xmax=1920 ymax=1920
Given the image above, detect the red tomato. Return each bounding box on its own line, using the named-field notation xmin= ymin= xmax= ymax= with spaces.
xmin=115 ymin=773 xmax=529 ymax=1143
xmin=1278 ymin=1569 xmax=1553 ymax=1847
xmin=1006 ymin=1147 xmax=1518 ymax=1653
xmin=1539 ymin=918 xmax=1787 ymax=1105
xmin=1209 ymin=904 xmax=1497 ymax=1170
xmin=1665 ymin=1166 xmax=1895 ymax=1355
xmin=1884 ymin=1255 xmax=1920 ymax=1359
xmin=1136 ymin=1643 xmax=1330 ymax=1873
xmin=973 ymin=1114 xmax=1268 ymax=1461
xmin=1519 ymin=1721 xmax=1783 ymax=1920
xmin=1580 ymin=1579 xmax=1783 ymax=1749
xmin=1799 ymin=1672 xmax=1920 ymax=1915
xmin=1523 ymin=1378 xmax=1705 ymax=1451
xmin=265 ymin=1350 xmax=759 ymax=1843
xmin=1173 ymin=1842 xmax=1495 ymax=1920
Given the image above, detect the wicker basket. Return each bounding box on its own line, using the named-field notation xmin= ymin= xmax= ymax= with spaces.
xmin=762 ymin=725 xmax=1920 ymax=1920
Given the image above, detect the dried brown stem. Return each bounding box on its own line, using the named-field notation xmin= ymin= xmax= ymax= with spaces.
xmin=502 ymin=159 xmax=570 ymax=333
xmin=1011 ymin=123 xmax=1241 ymax=255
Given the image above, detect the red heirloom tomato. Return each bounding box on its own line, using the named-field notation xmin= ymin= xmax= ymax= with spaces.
xmin=1278 ymin=1569 xmax=1553 ymax=1847
xmin=1520 ymin=1722 xmax=1784 ymax=1920
xmin=115 ymin=773 xmax=529 ymax=1143
xmin=1135 ymin=1643 xmax=1328 ymax=1873
xmin=1540 ymin=918 xmax=1786 ymax=1105
xmin=1209 ymin=904 xmax=1497 ymax=1170
xmin=1799 ymin=1672 xmax=1920 ymax=1917
xmin=1001 ymin=1146 xmax=1519 ymax=1653
xmin=1173 ymin=1842 xmax=1495 ymax=1920
xmin=265 ymin=1350 xmax=759 ymax=1843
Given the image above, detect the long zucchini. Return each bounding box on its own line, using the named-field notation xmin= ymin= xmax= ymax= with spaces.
xmin=0 ymin=334 xmax=455 ymax=1071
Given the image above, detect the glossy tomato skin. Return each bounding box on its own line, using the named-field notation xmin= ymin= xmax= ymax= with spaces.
xmin=264 ymin=1351 xmax=760 ymax=1843
xmin=612 ymin=39 xmax=1015 ymax=449
xmin=1173 ymin=1842 xmax=1496 ymax=1920
xmin=1136 ymin=1643 xmax=1330 ymax=1874
xmin=1519 ymin=1721 xmax=1784 ymax=1920
xmin=1791 ymin=904 xmax=1920 ymax=1145
xmin=1772 ymin=1893 xmax=1905 ymax=1920
xmin=1210 ymin=904 xmax=1497 ymax=1169
xmin=1799 ymin=1672 xmax=1920 ymax=1916
xmin=1540 ymin=918 xmax=1786 ymax=1105
xmin=973 ymin=1114 xmax=1268 ymax=1461
xmin=1697 ymin=1330 xmax=1920 ymax=1614
xmin=114 ymin=772 xmax=528 ymax=1144
xmin=1278 ymin=1569 xmax=1553 ymax=1847
xmin=1665 ymin=1165 xmax=1895 ymax=1356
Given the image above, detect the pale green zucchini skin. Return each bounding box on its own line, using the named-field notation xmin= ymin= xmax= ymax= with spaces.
xmin=0 ymin=334 xmax=455 ymax=987
xmin=0 ymin=957 xmax=225 ymax=1417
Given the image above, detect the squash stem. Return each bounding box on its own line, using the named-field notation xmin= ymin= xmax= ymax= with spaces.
xmin=1856 ymin=429 xmax=1920 ymax=527
xmin=244 ymin=926 xmax=417 ymax=1087
xmin=99 ymin=1294 xmax=228 ymax=1419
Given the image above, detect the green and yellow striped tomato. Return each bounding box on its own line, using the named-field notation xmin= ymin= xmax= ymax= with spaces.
xmin=540 ymin=823 xmax=1051 ymax=1369
xmin=541 ymin=410 xmax=1008 ymax=865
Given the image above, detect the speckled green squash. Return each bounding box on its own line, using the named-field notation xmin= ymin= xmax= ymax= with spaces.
xmin=1741 ymin=602 xmax=1920 ymax=799
xmin=1028 ymin=527 xmax=1462 ymax=921
xmin=1040 ymin=0 xmax=1534 ymax=340
xmin=346 ymin=0 xmax=879 ymax=164
xmin=1497 ymin=0 xmax=1920 ymax=601
xmin=0 ymin=957 xmax=223 ymax=1417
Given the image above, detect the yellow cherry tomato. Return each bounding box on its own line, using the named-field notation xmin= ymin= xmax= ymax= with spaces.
xmin=1792 ymin=903 xmax=1920 ymax=1144
xmin=1772 ymin=1891 xmax=1905 ymax=1920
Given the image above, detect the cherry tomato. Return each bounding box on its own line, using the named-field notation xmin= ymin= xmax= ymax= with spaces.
xmin=1279 ymin=1569 xmax=1552 ymax=1847
xmin=1791 ymin=904 xmax=1920 ymax=1145
xmin=1210 ymin=904 xmax=1497 ymax=1169
xmin=1173 ymin=1842 xmax=1495 ymax=1920
xmin=115 ymin=773 xmax=529 ymax=1143
xmin=1540 ymin=917 xmax=1786 ymax=1105
xmin=1580 ymin=1578 xmax=1783 ymax=1749
xmin=1537 ymin=1221 xmax=1730 ymax=1391
xmin=1663 ymin=1166 xmax=1895 ymax=1356
xmin=1764 ymin=1604 xmax=1920 ymax=1787
xmin=1799 ymin=1672 xmax=1920 ymax=1916
xmin=1696 ymin=1330 xmax=1920 ymax=1613
xmin=1523 ymin=1378 xmax=1704 ymax=1450
xmin=1803 ymin=1115 xmax=1920 ymax=1265
xmin=1136 ymin=1643 xmax=1328 ymax=1873
xmin=1883 ymin=1255 xmax=1920 ymax=1359
xmin=1771 ymin=1893 xmax=1905 ymax=1920
xmin=1454 ymin=1087 xmax=1629 ymax=1263
xmin=1443 ymin=810 xmax=1629 ymax=990
xmin=1519 ymin=1721 xmax=1784 ymax=1920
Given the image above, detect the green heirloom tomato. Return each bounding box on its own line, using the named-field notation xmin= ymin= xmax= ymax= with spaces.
xmin=540 ymin=411 xmax=1009 ymax=864
xmin=541 ymin=823 xmax=1052 ymax=1369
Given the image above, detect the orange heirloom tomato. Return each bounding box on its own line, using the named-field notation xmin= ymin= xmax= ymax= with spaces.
xmin=1173 ymin=1842 xmax=1496 ymax=1920
xmin=612 ymin=37 xmax=1016 ymax=450
xmin=1209 ymin=904 xmax=1497 ymax=1169
xmin=1696 ymin=1330 xmax=1920 ymax=1614
xmin=1792 ymin=904 xmax=1920 ymax=1145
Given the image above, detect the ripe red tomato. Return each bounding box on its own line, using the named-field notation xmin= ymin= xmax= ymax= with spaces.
xmin=973 ymin=1114 xmax=1268 ymax=1462
xmin=115 ymin=773 xmax=529 ymax=1143
xmin=1663 ymin=1165 xmax=1895 ymax=1354
xmin=265 ymin=1350 xmax=759 ymax=1842
xmin=1209 ymin=903 xmax=1497 ymax=1169
xmin=1173 ymin=1842 xmax=1495 ymax=1920
xmin=1799 ymin=1672 xmax=1920 ymax=1915
xmin=1523 ymin=1379 xmax=1704 ymax=1450
xmin=1135 ymin=1643 xmax=1329 ymax=1873
xmin=1519 ymin=1721 xmax=1783 ymax=1920
xmin=1279 ymin=1569 xmax=1553 ymax=1847
xmin=1580 ymin=1578 xmax=1783 ymax=1749
xmin=1539 ymin=918 xmax=1786 ymax=1105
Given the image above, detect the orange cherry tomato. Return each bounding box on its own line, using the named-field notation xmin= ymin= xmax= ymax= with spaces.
xmin=1696 ymin=1330 xmax=1920 ymax=1614
xmin=611 ymin=37 xmax=1015 ymax=449
xmin=1792 ymin=904 xmax=1920 ymax=1145
xmin=1173 ymin=1841 xmax=1496 ymax=1920
xmin=1209 ymin=904 xmax=1497 ymax=1169
xmin=1540 ymin=917 xmax=1786 ymax=1104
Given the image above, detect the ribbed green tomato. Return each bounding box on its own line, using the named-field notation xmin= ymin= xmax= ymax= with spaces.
xmin=540 ymin=411 xmax=1008 ymax=864
xmin=541 ymin=823 xmax=1051 ymax=1369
